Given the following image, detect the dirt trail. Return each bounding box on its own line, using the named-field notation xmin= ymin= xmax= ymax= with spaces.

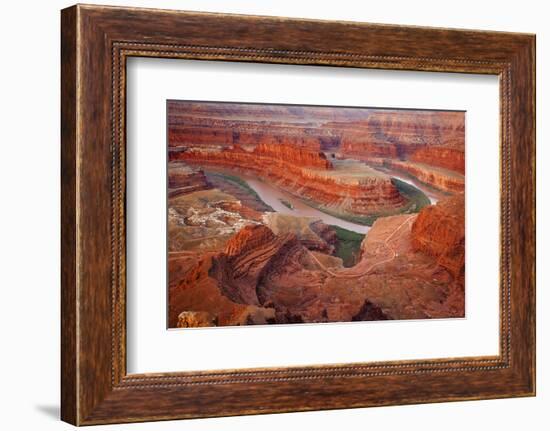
xmin=170 ymin=214 xmax=415 ymax=280
xmin=307 ymin=215 xmax=415 ymax=279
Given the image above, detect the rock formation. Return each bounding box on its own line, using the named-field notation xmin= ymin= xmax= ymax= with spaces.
xmin=171 ymin=144 xmax=406 ymax=215
xmin=211 ymin=224 xmax=301 ymax=305
xmin=168 ymin=162 xmax=211 ymax=198
xmin=166 ymin=101 xmax=466 ymax=327
xmin=410 ymin=146 xmax=465 ymax=175
xmin=168 ymin=252 xmax=276 ymax=327
xmin=177 ymin=311 xmax=216 ymax=328
xmin=411 ymin=193 xmax=465 ymax=279
xmin=384 ymin=160 xmax=464 ymax=193
xmin=170 ymin=205 xmax=465 ymax=327
xmin=168 ymin=101 xmax=465 ymax=198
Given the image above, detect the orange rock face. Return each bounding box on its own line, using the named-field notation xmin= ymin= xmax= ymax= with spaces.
xmin=191 ymin=213 xmax=465 ymax=325
xmin=411 ymin=193 xmax=465 ymax=279
xmin=410 ymin=147 xmax=465 ymax=175
xmin=168 ymin=101 xmax=465 ymax=197
xmin=211 ymin=225 xmax=301 ymax=305
xmin=168 ymin=208 xmax=465 ymax=327
xmin=385 ymin=160 xmax=464 ymax=193
xmin=172 ymin=144 xmax=406 ymax=215
xmin=168 ymin=162 xmax=211 ymax=198
xmin=168 ymin=253 xmax=276 ymax=327
xmin=340 ymin=138 xmax=399 ymax=158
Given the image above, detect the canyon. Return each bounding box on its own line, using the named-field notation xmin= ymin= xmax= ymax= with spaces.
xmin=168 ymin=187 xmax=465 ymax=326
xmin=171 ymin=143 xmax=406 ymax=217
xmin=166 ymin=101 xmax=466 ymax=327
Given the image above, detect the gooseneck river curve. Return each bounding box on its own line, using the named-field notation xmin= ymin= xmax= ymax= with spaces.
xmin=234 ymin=171 xmax=437 ymax=235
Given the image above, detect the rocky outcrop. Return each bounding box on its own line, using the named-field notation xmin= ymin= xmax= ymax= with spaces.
xmin=169 ymin=126 xmax=232 ymax=147
xmin=340 ymin=136 xmax=400 ymax=158
xmin=224 ymin=224 xmax=276 ymax=257
xmin=308 ymin=220 xmax=338 ymax=252
xmin=384 ymin=160 xmax=464 ymax=193
xmin=177 ymin=311 xmax=216 ymax=328
xmin=233 ymin=131 xmax=322 ymax=150
xmin=168 ymin=162 xmax=211 ymax=198
xmin=204 ymin=171 xmax=274 ymax=214
xmin=168 ymin=188 xmax=263 ymax=253
xmin=410 ymin=147 xmax=465 ymax=174
xmin=167 ymin=101 xmax=464 ymax=152
xmin=168 ymin=101 xmax=465 ymax=211
xmin=211 ymin=225 xmax=301 ymax=305
xmin=168 ymin=253 xmax=276 ymax=328
xmin=411 ymin=193 xmax=465 ymax=278
xmin=169 ymin=209 xmax=466 ymax=327
xmin=254 ymin=143 xmax=331 ymax=169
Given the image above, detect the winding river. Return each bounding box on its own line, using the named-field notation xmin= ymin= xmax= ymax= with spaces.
xmin=373 ymin=167 xmax=441 ymax=205
xmin=212 ymin=169 xmax=436 ymax=235
xmin=240 ymin=175 xmax=374 ymax=234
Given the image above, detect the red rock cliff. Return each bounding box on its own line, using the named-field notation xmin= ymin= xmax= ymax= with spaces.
xmin=411 ymin=193 xmax=465 ymax=278
xmin=172 ymin=143 xmax=406 ymax=215
xmin=212 ymin=224 xmax=300 ymax=305
xmin=167 ymin=162 xmax=211 ymax=197
xmin=410 ymin=147 xmax=465 ymax=174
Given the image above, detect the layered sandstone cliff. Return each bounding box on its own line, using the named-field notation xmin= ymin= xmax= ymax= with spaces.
xmin=168 ymin=252 xmax=275 ymax=327
xmin=168 ymin=101 xmax=465 ymax=197
xmin=384 ymin=160 xmax=464 ymax=193
xmin=200 ymin=213 xmax=465 ymax=325
xmin=168 ymin=162 xmax=211 ymax=198
xmin=410 ymin=147 xmax=465 ymax=174
xmin=171 ymin=144 xmax=406 ymax=215
xmin=166 ymin=102 xmax=466 ymax=327
xmin=211 ymin=224 xmax=301 ymax=305
xmin=411 ymin=193 xmax=465 ymax=279
xmin=168 ymin=101 xmax=464 ymax=152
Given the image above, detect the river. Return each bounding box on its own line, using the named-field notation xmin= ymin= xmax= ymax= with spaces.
xmin=239 ymin=175 xmax=372 ymax=234
xmin=371 ymin=167 xmax=441 ymax=204
xmin=212 ymin=169 xmax=435 ymax=235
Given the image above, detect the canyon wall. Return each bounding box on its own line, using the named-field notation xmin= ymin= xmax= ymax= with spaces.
xmin=171 ymin=144 xmax=406 ymax=215
xmin=411 ymin=193 xmax=465 ymax=278
xmin=168 ymin=162 xmax=211 ymax=197
xmin=384 ymin=160 xmax=465 ymax=193
xmin=167 ymin=102 xmax=464 ymax=150
xmin=410 ymin=147 xmax=465 ymax=174
xmin=166 ymin=102 xmax=466 ymax=327
xmin=168 ymin=101 xmax=465 ymax=197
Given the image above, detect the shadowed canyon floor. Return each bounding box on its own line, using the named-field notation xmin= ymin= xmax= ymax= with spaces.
xmin=167 ymin=102 xmax=465 ymax=328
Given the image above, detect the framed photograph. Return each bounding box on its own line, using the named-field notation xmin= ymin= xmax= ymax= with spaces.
xmin=61 ymin=4 xmax=536 ymax=425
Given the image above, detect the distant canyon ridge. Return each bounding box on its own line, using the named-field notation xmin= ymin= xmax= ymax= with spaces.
xmin=167 ymin=101 xmax=465 ymax=328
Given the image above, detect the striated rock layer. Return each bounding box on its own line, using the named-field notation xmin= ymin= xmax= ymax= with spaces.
xmin=168 ymin=162 xmax=211 ymax=198
xmin=211 ymin=224 xmax=301 ymax=305
xmin=166 ymin=102 xmax=466 ymax=327
xmin=384 ymin=160 xmax=464 ymax=193
xmin=167 ymin=192 xmax=465 ymax=328
xmin=411 ymin=193 xmax=465 ymax=279
xmin=171 ymin=144 xmax=406 ymax=215
xmin=167 ymin=101 xmax=464 ymax=154
xmin=168 ymin=101 xmax=465 ymax=197
xmin=203 ymin=213 xmax=463 ymax=325
xmin=410 ymin=147 xmax=465 ymax=175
